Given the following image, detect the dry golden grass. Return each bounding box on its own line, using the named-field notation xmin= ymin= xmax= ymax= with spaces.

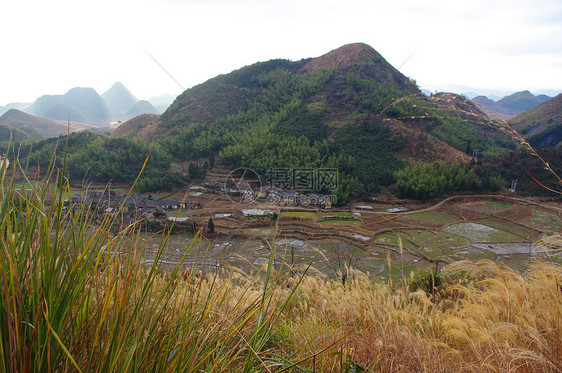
xmin=277 ymin=261 xmax=562 ymax=372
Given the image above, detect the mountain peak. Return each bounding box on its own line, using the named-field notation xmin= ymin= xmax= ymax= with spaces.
xmin=2 ymin=108 xmax=22 ymax=117
xmin=299 ymin=42 xmax=383 ymax=73
xmin=109 ymin=81 xmax=127 ymax=90
xmin=102 ymin=82 xmax=136 ymax=100
xmin=162 ymin=43 xmax=419 ymax=128
xmin=502 ymin=90 xmax=534 ymax=100
xmin=473 ymin=90 xmax=551 ymax=120
xmin=65 ymin=86 xmax=100 ymax=97
xmin=29 ymin=87 xmax=110 ymax=125
xmin=297 ymin=42 xmax=416 ymax=92
xmin=325 ymin=42 xmax=381 ymax=58
xmin=102 ymin=82 xmax=138 ymax=119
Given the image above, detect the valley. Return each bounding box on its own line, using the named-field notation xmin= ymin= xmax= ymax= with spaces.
xmin=6 ymin=41 xmax=561 ymax=280
xmin=5 ymin=41 xmax=561 ymax=279
xmin=135 ymin=190 xmax=562 ymax=278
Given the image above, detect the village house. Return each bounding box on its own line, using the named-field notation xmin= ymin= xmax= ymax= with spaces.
xmin=69 ymin=191 xmax=202 ymax=219
xmin=183 ymin=200 xmax=202 ymax=209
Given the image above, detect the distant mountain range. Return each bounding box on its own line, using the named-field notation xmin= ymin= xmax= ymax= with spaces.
xmin=425 ymin=84 xmax=560 ymax=101
xmin=0 ymin=83 xmax=174 ymax=138
xmin=29 ymin=87 xmax=112 ymax=125
xmin=472 ymin=91 xmax=551 ymax=120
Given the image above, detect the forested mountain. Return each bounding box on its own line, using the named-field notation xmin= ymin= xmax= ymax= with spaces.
xmin=151 ymin=43 xmax=512 ymax=197
xmin=11 ymin=43 xmax=540 ymax=200
xmin=160 ymin=43 xmax=418 ymax=130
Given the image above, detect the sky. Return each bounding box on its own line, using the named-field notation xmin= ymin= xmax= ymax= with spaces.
xmin=1 ymin=0 xmax=561 ymax=105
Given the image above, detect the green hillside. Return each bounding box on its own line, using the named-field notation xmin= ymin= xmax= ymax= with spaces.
xmin=13 ymin=43 xmax=526 ymax=200
xmin=151 ymin=44 xmax=510 ymax=196
xmin=0 ymin=124 xmax=33 ymax=142
xmin=509 ymin=94 xmax=562 ymax=147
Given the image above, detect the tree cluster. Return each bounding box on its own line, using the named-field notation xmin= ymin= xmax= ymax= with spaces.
xmin=394 ymin=161 xmax=477 ymax=201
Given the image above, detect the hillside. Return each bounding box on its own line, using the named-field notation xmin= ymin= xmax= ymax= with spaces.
xmin=22 ymin=43 xmax=522 ymax=199
xmin=0 ymin=123 xmax=32 ymax=142
xmin=509 ymin=94 xmax=562 ymax=147
xmin=161 ymin=43 xmax=419 ymax=129
xmin=111 ymin=114 xmax=161 ymax=137
xmin=101 ymin=43 xmax=517 ymax=198
xmin=0 ymin=109 xmax=96 ymax=140
xmin=29 ymin=87 xmax=111 ymax=125
xmin=473 ymin=90 xmax=551 ymax=120
xmin=154 ymin=44 xmax=511 ymax=193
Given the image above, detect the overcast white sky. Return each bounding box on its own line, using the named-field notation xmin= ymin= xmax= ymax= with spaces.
xmin=1 ymin=0 xmax=561 ymax=105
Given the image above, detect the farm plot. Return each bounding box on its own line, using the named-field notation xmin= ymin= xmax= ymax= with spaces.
xmin=443 ymin=222 xmax=527 ymax=242
xmin=402 ymin=210 xmax=460 ymax=224
xmin=442 ymin=246 xmax=496 ymax=262
xmin=475 ymin=217 xmax=540 ymax=240
xmin=322 ymin=212 xmax=353 ymax=218
xmin=521 ymin=209 xmax=562 ymax=233
xmin=428 ymin=232 xmax=471 ymax=248
xmin=401 ymin=229 xmax=436 ymax=245
xmin=280 ymin=211 xmax=317 ymax=218
xmin=318 ymin=219 xmax=362 ymax=226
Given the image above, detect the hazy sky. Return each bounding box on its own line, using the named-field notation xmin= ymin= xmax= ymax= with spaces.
xmin=1 ymin=0 xmax=561 ymax=105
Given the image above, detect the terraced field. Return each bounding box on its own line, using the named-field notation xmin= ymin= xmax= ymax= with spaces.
xmin=153 ymin=196 xmax=562 ymax=279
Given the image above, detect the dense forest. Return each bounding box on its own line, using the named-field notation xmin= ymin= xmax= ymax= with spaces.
xmin=3 ymin=132 xmax=187 ymax=192
xmin=394 ymin=161 xmax=505 ymax=201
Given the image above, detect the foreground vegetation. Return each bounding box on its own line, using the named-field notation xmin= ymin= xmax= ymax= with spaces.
xmin=284 ymin=260 xmax=562 ymax=372
xmin=1 ymin=157 xmax=561 ymax=372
